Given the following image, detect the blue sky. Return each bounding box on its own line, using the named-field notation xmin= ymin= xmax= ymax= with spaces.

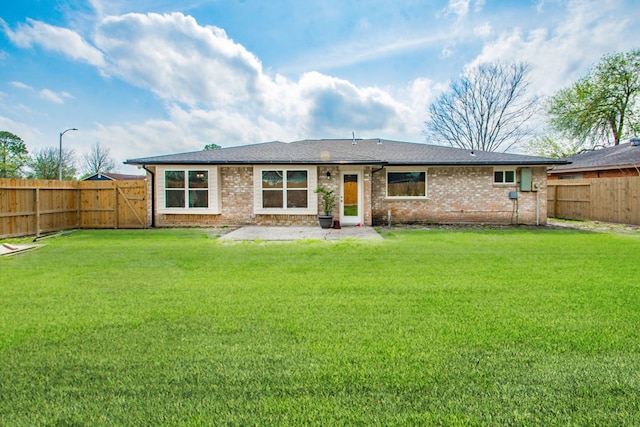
xmin=1 ymin=0 xmax=638 ymax=173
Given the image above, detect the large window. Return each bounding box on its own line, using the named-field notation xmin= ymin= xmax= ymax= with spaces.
xmin=261 ymin=169 xmax=308 ymax=209
xmin=494 ymin=169 xmax=516 ymax=184
xmin=164 ymin=169 xmax=209 ymax=208
xmin=387 ymin=170 xmax=426 ymax=198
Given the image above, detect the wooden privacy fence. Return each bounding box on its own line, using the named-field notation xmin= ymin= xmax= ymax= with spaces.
xmin=0 ymin=179 xmax=148 ymax=239
xmin=547 ymin=177 xmax=640 ymax=225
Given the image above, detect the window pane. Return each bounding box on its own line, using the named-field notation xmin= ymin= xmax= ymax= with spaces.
xmin=263 ymin=190 xmax=283 ymax=208
xmin=494 ymin=171 xmax=504 ymax=183
xmin=505 ymin=170 xmax=515 ymax=183
xmin=287 ymin=190 xmax=308 ymax=208
xmin=189 ymin=171 xmax=208 ymax=188
xmin=189 ymin=190 xmax=208 ymax=208
xmin=165 ymin=171 xmax=185 ymax=188
xmin=262 ymin=171 xmax=283 ymax=189
xmin=388 ymin=172 xmax=425 ymax=197
xmin=166 ymin=189 xmax=185 ymax=207
xmin=287 ymin=170 xmax=308 ymax=189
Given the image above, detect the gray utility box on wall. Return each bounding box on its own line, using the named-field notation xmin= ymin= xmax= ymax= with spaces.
xmin=520 ymin=168 xmax=532 ymax=192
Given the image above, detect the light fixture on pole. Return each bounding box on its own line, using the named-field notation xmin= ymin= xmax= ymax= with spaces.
xmin=59 ymin=128 xmax=78 ymax=180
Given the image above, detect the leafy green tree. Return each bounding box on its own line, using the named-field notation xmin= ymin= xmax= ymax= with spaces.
xmin=425 ymin=62 xmax=538 ymax=152
xmin=29 ymin=147 xmax=77 ymax=180
xmin=0 ymin=131 xmax=29 ymax=178
xmin=522 ymin=135 xmax=584 ymax=158
xmin=547 ymin=49 xmax=640 ymax=148
xmin=204 ymin=143 xmax=222 ymax=150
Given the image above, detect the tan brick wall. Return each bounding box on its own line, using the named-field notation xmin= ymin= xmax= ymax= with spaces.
xmin=154 ymin=165 xmax=322 ymax=227
xmin=371 ymin=166 xmax=548 ymax=225
xmin=147 ymin=164 xmax=549 ymax=227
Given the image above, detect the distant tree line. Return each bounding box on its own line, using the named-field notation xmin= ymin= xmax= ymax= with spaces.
xmin=0 ymin=133 xmax=116 ymax=180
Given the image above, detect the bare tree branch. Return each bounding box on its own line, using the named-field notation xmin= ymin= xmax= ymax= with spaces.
xmin=82 ymin=142 xmax=115 ymax=175
xmin=424 ymin=62 xmax=538 ymax=152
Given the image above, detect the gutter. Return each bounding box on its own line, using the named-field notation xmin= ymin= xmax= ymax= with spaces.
xmin=142 ymin=166 xmax=155 ymax=228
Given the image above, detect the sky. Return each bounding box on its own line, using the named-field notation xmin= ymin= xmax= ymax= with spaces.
xmin=1 ymin=0 xmax=639 ymax=174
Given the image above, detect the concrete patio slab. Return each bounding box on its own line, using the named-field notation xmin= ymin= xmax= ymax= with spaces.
xmin=218 ymin=226 xmax=382 ymax=241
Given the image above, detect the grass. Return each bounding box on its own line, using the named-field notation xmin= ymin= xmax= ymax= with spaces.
xmin=1 ymin=228 xmax=640 ymax=426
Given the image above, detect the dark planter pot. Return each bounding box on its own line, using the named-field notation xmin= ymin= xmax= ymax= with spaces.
xmin=318 ymin=215 xmax=333 ymax=229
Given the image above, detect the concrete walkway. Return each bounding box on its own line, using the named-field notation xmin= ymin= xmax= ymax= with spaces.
xmin=218 ymin=226 xmax=382 ymax=241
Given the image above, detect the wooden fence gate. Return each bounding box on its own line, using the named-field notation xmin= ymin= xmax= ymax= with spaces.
xmin=0 ymin=179 xmax=148 ymax=239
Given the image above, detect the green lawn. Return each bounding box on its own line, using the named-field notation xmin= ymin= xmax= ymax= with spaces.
xmin=1 ymin=228 xmax=639 ymax=426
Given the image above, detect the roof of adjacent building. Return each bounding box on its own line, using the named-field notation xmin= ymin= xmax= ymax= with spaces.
xmin=125 ymin=138 xmax=568 ymax=167
xmin=549 ymin=139 xmax=640 ymax=174
xmin=82 ymin=172 xmax=146 ymax=181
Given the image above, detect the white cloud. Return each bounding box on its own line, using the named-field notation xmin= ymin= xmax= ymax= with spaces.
xmin=468 ymin=0 xmax=635 ymax=95
xmin=11 ymin=81 xmax=33 ymax=90
xmin=473 ymin=22 xmax=492 ymax=38
xmin=447 ymin=0 xmax=470 ymax=17
xmin=3 ymin=18 xmax=105 ymax=67
xmin=0 ymin=115 xmax=44 ymax=146
xmin=94 ymin=12 xmax=265 ymax=108
xmin=39 ymin=89 xmax=65 ymax=104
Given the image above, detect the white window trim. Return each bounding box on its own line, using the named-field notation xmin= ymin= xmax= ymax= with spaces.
xmin=385 ymin=166 xmax=429 ymax=200
xmin=253 ymin=165 xmax=317 ymax=215
xmin=157 ymin=165 xmax=221 ymax=214
xmin=493 ymin=168 xmax=517 ymax=185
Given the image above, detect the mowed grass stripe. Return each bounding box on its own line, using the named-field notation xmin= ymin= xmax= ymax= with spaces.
xmin=1 ymin=229 xmax=639 ymax=425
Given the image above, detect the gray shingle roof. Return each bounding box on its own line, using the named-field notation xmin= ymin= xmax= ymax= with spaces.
xmin=126 ymin=139 xmax=567 ymax=166
xmin=550 ymin=141 xmax=640 ymax=173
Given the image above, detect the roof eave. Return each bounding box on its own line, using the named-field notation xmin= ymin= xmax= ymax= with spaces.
xmin=549 ymin=163 xmax=640 ymax=174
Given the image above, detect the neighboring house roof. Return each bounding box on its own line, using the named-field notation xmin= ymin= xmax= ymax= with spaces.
xmin=82 ymin=172 xmax=146 ymax=181
xmin=549 ymin=139 xmax=640 ymax=174
xmin=126 ymin=139 xmax=566 ymax=166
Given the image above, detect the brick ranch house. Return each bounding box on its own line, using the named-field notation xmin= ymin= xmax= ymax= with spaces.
xmin=125 ymin=138 xmax=566 ymax=227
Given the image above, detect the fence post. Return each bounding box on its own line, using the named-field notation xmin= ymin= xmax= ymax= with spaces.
xmin=76 ymin=186 xmax=80 ymax=229
xmin=35 ymin=188 xmax=40 ymax=237
xmin=114 ymin=187 xmax=118 ymax=229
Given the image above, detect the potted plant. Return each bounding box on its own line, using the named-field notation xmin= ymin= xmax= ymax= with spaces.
xmin=315 ymin=186 xmax=336 ymax=229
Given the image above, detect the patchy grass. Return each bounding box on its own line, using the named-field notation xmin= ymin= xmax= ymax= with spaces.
xmin=1 ymin=228 xmax=639 ymax=425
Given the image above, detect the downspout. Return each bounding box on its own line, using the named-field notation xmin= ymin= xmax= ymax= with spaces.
xmin=536 ymin=189 xmax=539 ymax=226
xmin=143 ymin=166 xmax=155 ymax=228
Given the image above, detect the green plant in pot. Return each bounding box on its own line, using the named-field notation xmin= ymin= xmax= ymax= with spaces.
xmin=315 ymin=186 xmax=336 ymax=229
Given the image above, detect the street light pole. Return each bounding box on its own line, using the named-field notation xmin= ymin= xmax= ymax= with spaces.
xmin=59 ymin=128 xmax=78 ymax=180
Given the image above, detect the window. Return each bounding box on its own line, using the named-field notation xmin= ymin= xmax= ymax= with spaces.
xmin=387 ymin=171 xmax=426 ymax=198
xmin=261 ymin=169 xmax=308 ymax=209
xmin=164 ymin=169 xmax=209 ymax=208
xmin=494 ymin=169 xmax=515 ymax=184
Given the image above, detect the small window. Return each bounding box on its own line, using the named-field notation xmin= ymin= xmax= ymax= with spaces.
xmin=494 ymin=169 xmax=515 ymax=184
xmin=165 ymin=171 xmax=185 ymax=208
xmin=188 ymin=171 xmax=208 ymax=208
xmin=387 ymin=171 xmax=426 ymax=197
